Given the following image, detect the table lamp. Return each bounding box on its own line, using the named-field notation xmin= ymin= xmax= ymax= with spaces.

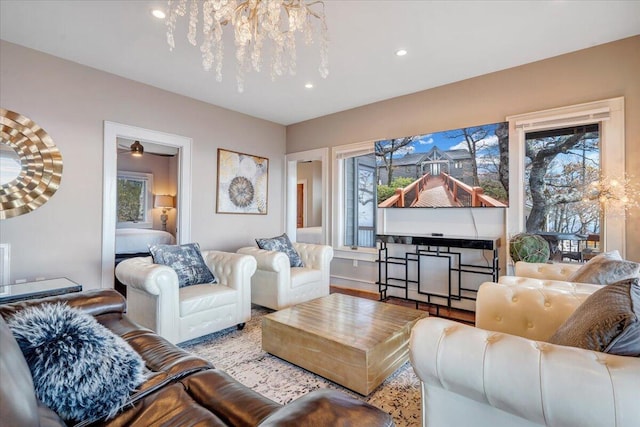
xmin=154 ymin=195 xmax=174 ymax=231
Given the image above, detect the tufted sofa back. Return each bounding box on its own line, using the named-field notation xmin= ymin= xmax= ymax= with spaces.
xmin=514 ymin=261 xmax=582 ymax=281
xmin=476 ymin=280 xmax=599 ymax=341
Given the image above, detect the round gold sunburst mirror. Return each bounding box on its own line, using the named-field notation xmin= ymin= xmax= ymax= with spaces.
xmin=0 ymin=108 xmax=63 ymax=219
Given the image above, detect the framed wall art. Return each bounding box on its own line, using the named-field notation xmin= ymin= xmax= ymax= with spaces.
xmin=216 ymin=148 xmax=269 ymax=214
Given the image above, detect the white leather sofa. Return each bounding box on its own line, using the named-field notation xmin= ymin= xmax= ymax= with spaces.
xmin=409 ymin=275 xmax=640 ymax=427
xmin=115 ymin=250 xmax=256 ymax=344
xmin=237 ymin=243 xmax=333 ymax=310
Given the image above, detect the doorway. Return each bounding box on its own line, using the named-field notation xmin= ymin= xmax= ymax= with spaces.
xmin=285 ymin=148 xmax=329 ymax=245
xmin=297 ymin=180 xmax=306 ymax=228
xmin=101 ymin=122 xmax=192 ymax=289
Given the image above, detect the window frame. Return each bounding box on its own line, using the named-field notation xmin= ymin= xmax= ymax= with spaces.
xmin=506 ymin=97 xmax=626 ymax=258
xmin=116 ymin=171 xmax=154 ymax=229
xmin=331 ymin=141 xmax=378 ymax=261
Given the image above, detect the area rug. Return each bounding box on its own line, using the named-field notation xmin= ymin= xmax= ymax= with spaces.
xmin=180 ymin=306 xmax=422 ymax=427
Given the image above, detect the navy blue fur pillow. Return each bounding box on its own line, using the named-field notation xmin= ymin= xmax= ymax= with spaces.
xmin=7 ymin=303 xmax=146 ymax=422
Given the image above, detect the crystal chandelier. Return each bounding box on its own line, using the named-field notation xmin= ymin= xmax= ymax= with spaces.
xmin=583 ymin=173 xmax=640 ymax=215
xmin=165 ymin=0 xmax=329 ymax=93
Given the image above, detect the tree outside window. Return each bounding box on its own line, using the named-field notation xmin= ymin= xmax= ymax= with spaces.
xmin=524 ymin=124 xmax=600 ymax=236
xmin=117 ymin=172 xmax=153 ymax=228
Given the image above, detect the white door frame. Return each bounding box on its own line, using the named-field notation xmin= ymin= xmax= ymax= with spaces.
xmin=101 ymin=121 xmax=192 ymax=288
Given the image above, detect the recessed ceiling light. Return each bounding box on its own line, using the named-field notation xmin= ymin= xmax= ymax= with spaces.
xmin=151 ymin=9 xmax=166 ymax=19
xmin=305 ymin=83 xmax=314 ymax=89
xmin=395 ymin=49 xmax=408 ymax=57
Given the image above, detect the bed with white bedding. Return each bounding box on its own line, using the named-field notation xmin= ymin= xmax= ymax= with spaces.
xmin=296 ymin=226 xmax=323 ymax=244
xmin=115 ymin=228 xmax=176 ymax=255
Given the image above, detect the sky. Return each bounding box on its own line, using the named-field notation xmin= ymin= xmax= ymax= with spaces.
xmin=375 ymin=122 xmax=504 ymax=158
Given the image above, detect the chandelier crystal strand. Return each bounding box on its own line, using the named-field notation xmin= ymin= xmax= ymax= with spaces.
xmin=165 ymin=0 xmax=329 ymax=92
xmin=585 ymin=173 xmax=640 ymax=216
xmin=188 ymin=0 xmax=199 ymax=46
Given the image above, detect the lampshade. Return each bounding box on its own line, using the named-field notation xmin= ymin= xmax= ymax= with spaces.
xmin=130 ymin=141 xmax=144 ymax=157
xmin=154 ymin=195 xmax=174 ymax=209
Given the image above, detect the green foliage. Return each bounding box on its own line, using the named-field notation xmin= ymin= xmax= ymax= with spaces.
xmin=377 ymin=177 xmax=414 ymax=203
xmin=117 ymin=180 xmax=143 ymax=222
xmin=509 ymin=233 xmax=550 ymax=263
xmin=390 ymin=177 xmax=414 ymax=188
xmin=377 ymin=185 xmax=396 ymax=203
xmin=479 ymin=179 xmax=508 ymax=203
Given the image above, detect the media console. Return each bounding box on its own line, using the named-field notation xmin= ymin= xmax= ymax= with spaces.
xmin=376 ymin=233 xmax=501 ymax=314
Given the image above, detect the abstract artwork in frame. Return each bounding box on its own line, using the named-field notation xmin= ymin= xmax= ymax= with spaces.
xmin=216 ymin=148 xmax=269 ymax=214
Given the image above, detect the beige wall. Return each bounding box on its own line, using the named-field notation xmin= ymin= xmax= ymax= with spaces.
xmin=1 ymin=36 xmax=638 ymax=292
xmin=0 ymin=41 xmax=286 ymax=288
xmin=287 ymin=35 xmax=640 ymax=262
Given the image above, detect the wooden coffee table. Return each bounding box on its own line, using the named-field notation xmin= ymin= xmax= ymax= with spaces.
xmin=262 ymin=293 xmax=427 ymax=395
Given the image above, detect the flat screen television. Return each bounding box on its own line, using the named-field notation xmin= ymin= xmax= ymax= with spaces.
xmin=376 ymin=121 xmax=509 ymax=208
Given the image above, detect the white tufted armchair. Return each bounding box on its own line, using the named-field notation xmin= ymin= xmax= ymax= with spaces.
xmin=115 ymin=250 xmax=256 ymax=344
xmin=237 ymin=243 xmax=333 ymax=310
xmin=409 ymin=278 xmax=640 ymax=427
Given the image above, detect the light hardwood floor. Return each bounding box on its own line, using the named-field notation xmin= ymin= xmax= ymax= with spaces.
xmin=330 ymin=285 xmax=475 ymax=325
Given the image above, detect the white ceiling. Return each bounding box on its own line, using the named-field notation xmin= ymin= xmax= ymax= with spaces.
xmin=1 ymin=1 xmax=639 ymax=125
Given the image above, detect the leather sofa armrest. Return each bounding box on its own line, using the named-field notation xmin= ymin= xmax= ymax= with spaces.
xmin=476 ymin=281 xmax=595 ymax=341
xmin=257 ymin=389 xmax=394 ymax=427
xmin=237 ymin=247 xmax=290 ymax=273
xmin=0 ymin=289 xmax=126 ymax=320
xmin=115 ymin=256 xmax=179 ymax=296
xmin=292 ymin=243 xmax=333 ymax=271
xmin=410 ymin=317 xmax=640 ymax=427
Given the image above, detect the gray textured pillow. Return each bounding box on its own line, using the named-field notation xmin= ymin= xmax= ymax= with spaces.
xmin=149 ymin=242 xmax=217 ymax=287
xmin=548 ymin=277 xmax=640 ymax=356
xmin=256 ymin=233 xmax=304 ymax=267
xmin=568 ymin=250 xmax=639 ymax=285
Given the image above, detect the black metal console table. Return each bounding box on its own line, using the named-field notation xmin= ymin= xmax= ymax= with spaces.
xmin=376 ymin=234 xmax=500 ymax=314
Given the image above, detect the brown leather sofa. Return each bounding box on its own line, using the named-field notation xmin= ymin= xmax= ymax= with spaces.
xmin=0 ymin=289 xmax=394 ymax=427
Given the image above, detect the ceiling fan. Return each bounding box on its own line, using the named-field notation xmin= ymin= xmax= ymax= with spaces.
xmin=117 ymin=141 xmax=176 ymax=157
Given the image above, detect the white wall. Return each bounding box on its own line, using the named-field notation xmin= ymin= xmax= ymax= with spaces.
xmin=0 ymin=41 xmax=286 ymax=289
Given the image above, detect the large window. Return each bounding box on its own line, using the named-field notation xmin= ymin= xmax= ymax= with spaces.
xmin=333 ymin=142 xmax=377 ymax=252
xmin=524 ymin=124 xmax=600 ymax=235
xmin=117 ymin=171 xmax=153 ymax=228
xmin=344 ymin=153 xmax=377 ymax=248
xmin=507 ymin=97 xmax=626 ymax=259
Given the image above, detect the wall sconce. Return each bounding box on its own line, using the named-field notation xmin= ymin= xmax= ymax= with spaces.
xmin=130 ymin=141 xmax=144 ymax=157
xmin=154 ymin=194 xmax=174 ymax=231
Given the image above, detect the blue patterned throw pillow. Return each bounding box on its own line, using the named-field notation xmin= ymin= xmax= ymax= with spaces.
xmin=149 ymin=242 xmax=217 ymax=287
xmin=8 ymin=303 xmax=145 ymax=423
xmin=256 ymin=233 xmax=304 ymax=267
